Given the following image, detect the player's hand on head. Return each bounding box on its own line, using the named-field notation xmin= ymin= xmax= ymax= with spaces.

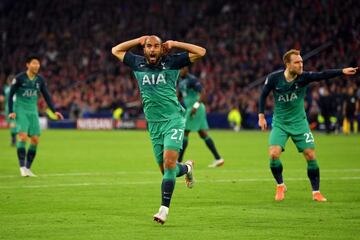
xmin=342 ymin=67 xmax=358 ymax=75
xmin=55 ymin=112 xmax=64 ymax=120
xmin=162 ymin=40 xmax=175 ymax=52
xmin=138 ymin=36 xmax=149 ymax=46
xmin=9 ymin=113 xmax=16 ymax=119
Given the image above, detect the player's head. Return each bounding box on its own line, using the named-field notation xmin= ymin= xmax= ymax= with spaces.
xmin=283 ymin=49 xmax=303 ymax=75
xmin=180 ymin=67 xmax=189 ymax=78
xmin=143 ymin=35 xmax=163 ymax=65
xmin=26 ymin=55 xmax=41 ymax=74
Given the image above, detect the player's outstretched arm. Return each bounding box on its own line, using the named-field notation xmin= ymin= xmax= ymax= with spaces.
xmin=162 ymin=41 xmax=206 ymax=63
xmin=302 ymin=67 xmax=358 ymax=85
xmin=342 ymin=67 xmax=358 ymax=75
xmin=111 ymin=36 xmax=149 ymax=62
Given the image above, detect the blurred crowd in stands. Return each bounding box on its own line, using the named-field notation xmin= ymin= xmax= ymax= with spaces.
xmin=0 ymin=0 xmax=359 ymax=129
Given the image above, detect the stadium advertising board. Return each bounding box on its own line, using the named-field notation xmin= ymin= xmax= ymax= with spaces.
xmin=0 ymin=117 xmax=7 ymax=129
xmin=77 ymin=118 xmax=113 ymax=130
xmin=114 ymin=119 xmax=147 ymax=129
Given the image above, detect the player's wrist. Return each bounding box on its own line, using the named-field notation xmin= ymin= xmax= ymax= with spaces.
xmin=171 ymin=41 xmax=179 ymax=48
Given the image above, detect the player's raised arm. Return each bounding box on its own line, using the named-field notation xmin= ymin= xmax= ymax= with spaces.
xmin=111 ymin=36 xmax=149 ymax=62
xmin=162 ymin=41 xmax=206 ymax=63
xmin=302 ymin=67 xmax=358 ymax=85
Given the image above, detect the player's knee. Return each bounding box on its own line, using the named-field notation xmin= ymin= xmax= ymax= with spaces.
xmin=198 ymin=130 xmax=208 ymax=139
xmin=269 ymin=147 xmax=281 ymax=160
xmin=163 ymin=150 xmax=178 ymax=169
xmin=270 ymin=152 xmax=281 ymax=160
xmin=164 ymin=158 xmax=177 ymax=169
xmin=18 ymin=133 xmax=28 ymax=142
xmin=303 ymin=149 xmax=316 ymax=160
xmin=30 ymin=136 xmax=39 ymax=145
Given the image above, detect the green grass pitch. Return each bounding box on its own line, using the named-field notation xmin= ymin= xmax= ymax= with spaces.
xmin=0 ymin=129 xmax=359 ymax=240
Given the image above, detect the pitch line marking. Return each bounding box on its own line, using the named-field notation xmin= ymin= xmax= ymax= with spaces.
xmin=0 ymin=169 xmax=360 ymax=179
xmin=0 ymin=177 xmax=359 ymax=189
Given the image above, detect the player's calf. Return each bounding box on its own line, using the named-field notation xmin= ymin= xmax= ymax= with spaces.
xmin=17 ymin=141 xmax=26 ymax=169
xmin=26 ymin=144 xmax=37 ymax=169
xmin=155 ymin=150 xmax=178 ymax=223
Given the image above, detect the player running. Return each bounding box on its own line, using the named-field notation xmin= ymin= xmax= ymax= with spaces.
xmin=178 ymin=67 xmax=224 ymax=167
xmin=111 ymin=35 xmax=206 ymax=224
xmin=8 ymin=55 xmax=64 ymax=177
xmin=258 ymin=49 xmax=358 ymax=202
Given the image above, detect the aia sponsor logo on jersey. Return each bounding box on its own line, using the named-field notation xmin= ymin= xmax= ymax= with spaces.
xmin=278 ymin=93 xmax=298 ymax=102
xmin=22 ymin=89 xmax=37 ymax=97
xmin=142 ymin=74 xmax=167 ymax=85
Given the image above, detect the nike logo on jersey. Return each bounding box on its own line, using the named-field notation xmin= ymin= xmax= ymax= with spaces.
xmin=142 ymin=73 xmax=167 ymax=85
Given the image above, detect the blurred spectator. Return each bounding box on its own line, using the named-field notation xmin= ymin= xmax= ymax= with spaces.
xmin=318 ymin=86 xmax=336 ymax=134
xmin=343 ymin=86 xmax=359 ymax=134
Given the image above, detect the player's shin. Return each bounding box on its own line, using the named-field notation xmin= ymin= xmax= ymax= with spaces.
xmin=203 ymin=136 xmax=221 ymax=160
xmin=17 ymin=141 xmax=26 ymax=167
xmin=161 ymin=168 xmax=177 ymax=207
xmin=270 ymin=159 xmax=283 ymax=184
xmin=307 ymin=160 xmax=320 ymax=191
xmin=11 ymin=133 xmax=16 ymax=145
xmin=26 ymin=144 xmax=37 ymax=169
xmin=11 ymin=128 xmax=17 ymax=145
